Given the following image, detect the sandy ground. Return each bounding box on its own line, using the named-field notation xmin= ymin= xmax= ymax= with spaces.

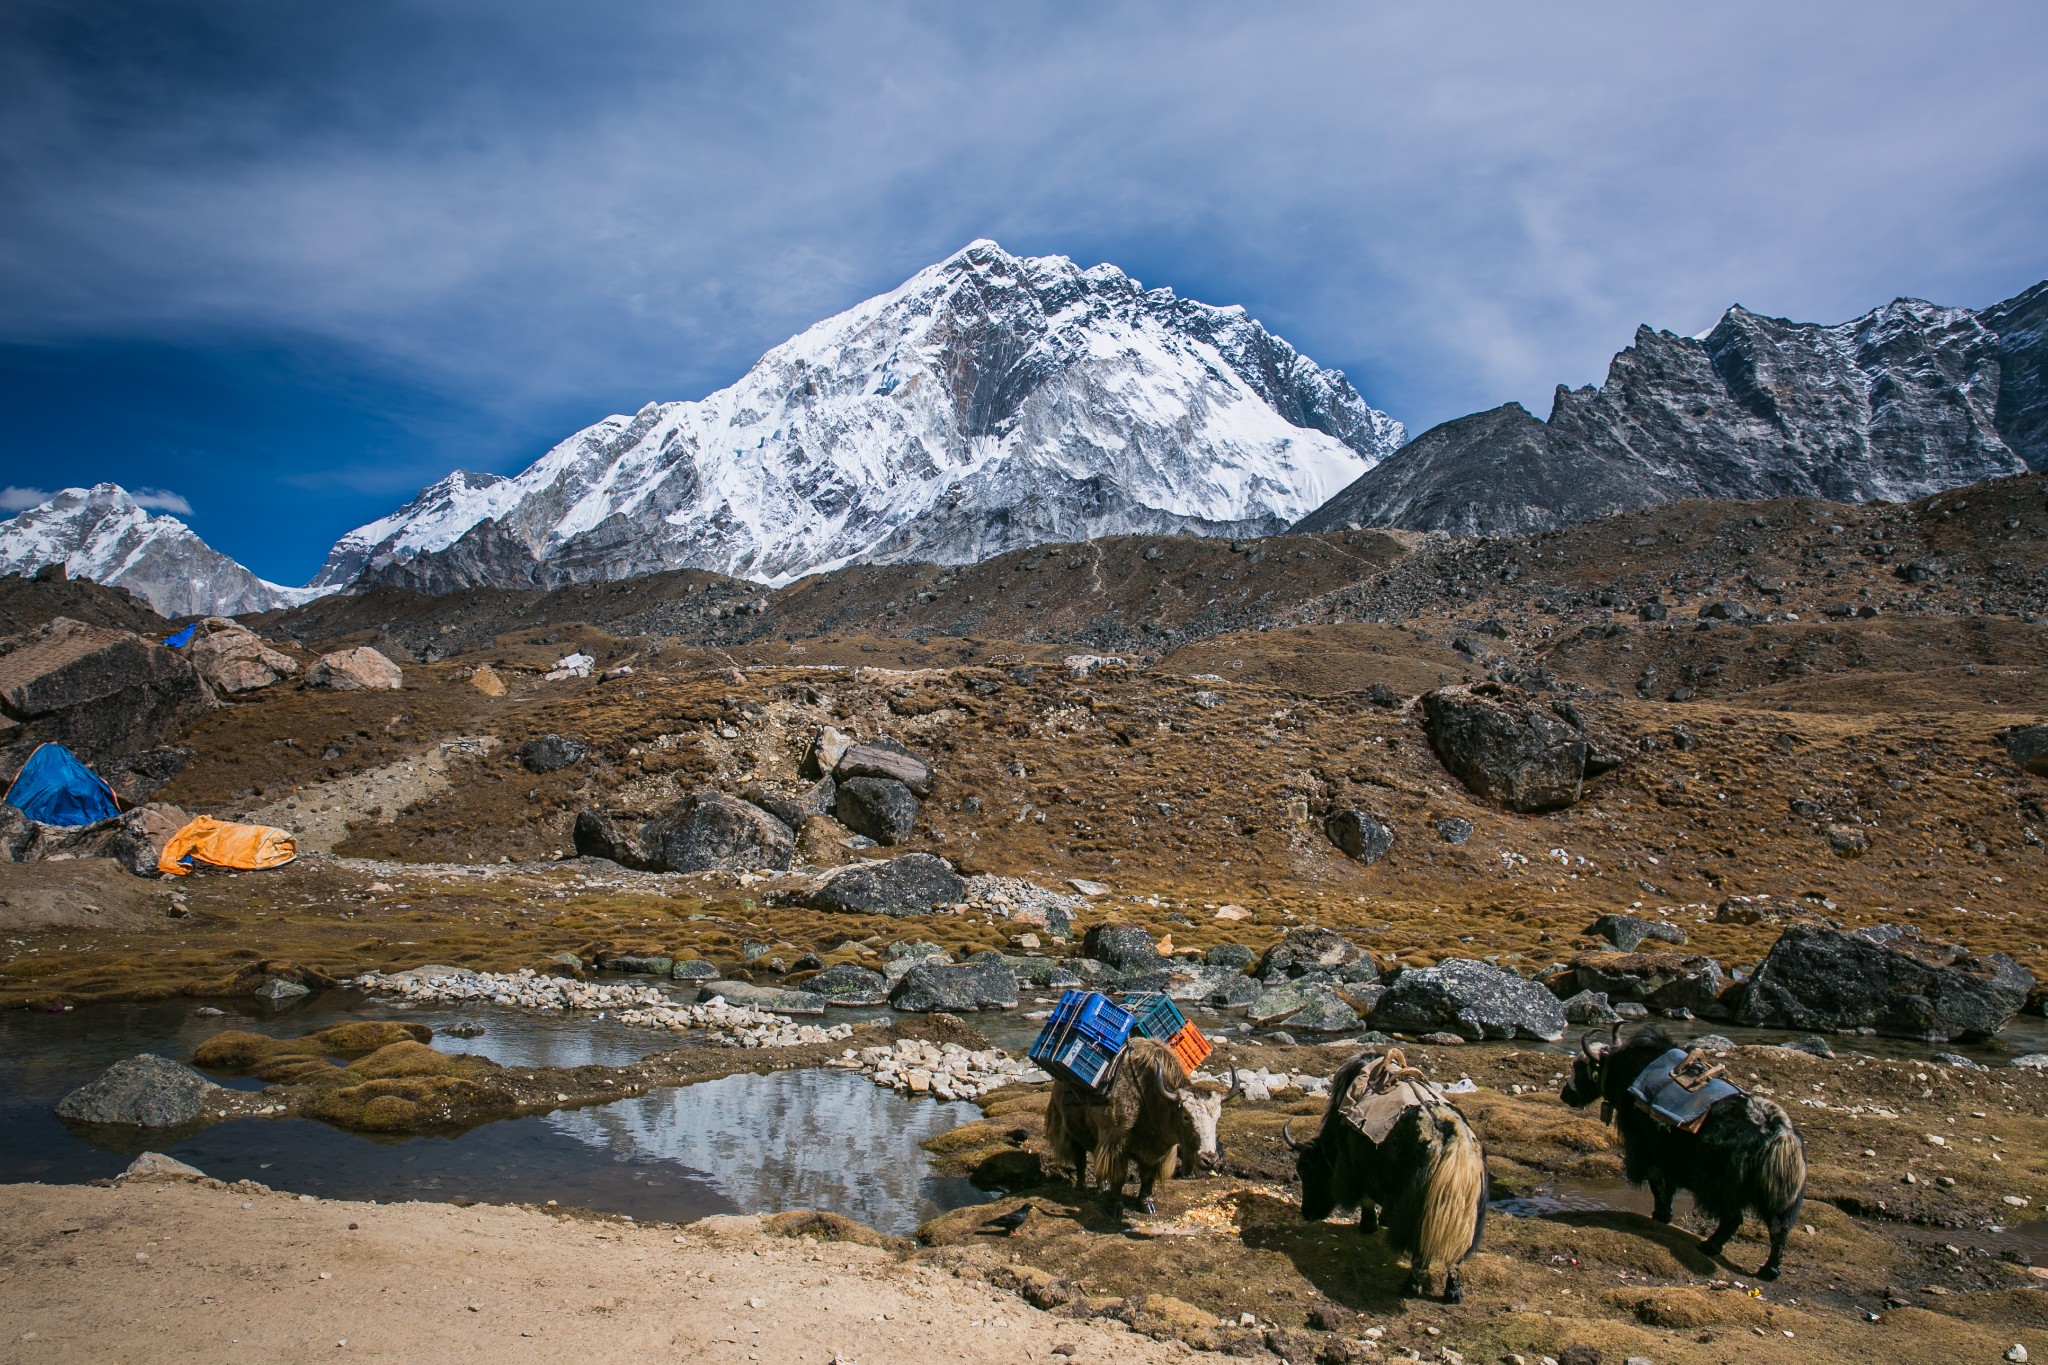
xmin=0 ymin=1175 xmax=1195 ymax=1364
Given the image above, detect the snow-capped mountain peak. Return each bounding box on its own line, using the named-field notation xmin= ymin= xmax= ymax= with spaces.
xmin=0 ymin=484 xmax=316 ymax=618
xmin=316 ymin=239 xmax=1406 ymax=593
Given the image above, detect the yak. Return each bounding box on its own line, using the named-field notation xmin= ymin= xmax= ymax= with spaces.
xmin=1561 ymin=1025 xmax=1806 ymax=1280
xmin=1285 ymin=1050 xmax=1489 ymax=1303
xmin=1044 ymin=1037 xmax=1234 ymax=1216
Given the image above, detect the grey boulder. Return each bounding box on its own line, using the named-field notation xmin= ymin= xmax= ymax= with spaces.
xmin=1256 ymin=926 xmax=1367 ymax=982
xmin=1083 ymin=923 xmax=1166 ymax=971
xmin=807 ymin=963 xmax=889 ymax=1005
xmin=518 ymin=734 xmax=587 ymax=773
xmin=698 ymin=981 xmax=827 ymax=1014
xmin=834 ymin=776 xmax=920 ymax=846
xmin=1421 ymin=683 xmax=1596 ymax=813
xmin=56 ymin=1054 xmax=224 ymax=1127
xmin=888 ymin=958 xmax=1018 ymax=1012
xmin=834 ymin=738 xmax=935 ymax=796
xmin=646 ymin=791 xmax=795 ymax=873
xmin=1587 ymin=913 xmax=1688 ymax=951
xmin=807 ymin=854 xmax=966 ymax=916
xmin=1735 ymin=923 xmax=2034 ymax=1041
xmin=2007 ymin=725 xmax=2048 ymax=777
xmin=1369 ymin=958 xmax=1568 ymax=1041
xmin=1324 ymin=809 xmax=1394 ymax=864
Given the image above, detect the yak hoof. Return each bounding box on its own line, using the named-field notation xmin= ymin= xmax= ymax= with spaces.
xmin=1442 ymin=1276 xmax=1463 ymax=1305
xmin=1357 ymin=1209 xmax=1379 ymax=1234
xmin=1758 ymin=1262 xmax=1783 ymax=1281
xmin=1699 ymin=1237 xmax=1729 ymax=1259
xmin=1139 ymin=1198 xmax=1158 ymax=1215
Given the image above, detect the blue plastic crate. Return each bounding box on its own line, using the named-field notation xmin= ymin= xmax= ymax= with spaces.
xmin=1032 ymin=1023 xmax=1123 ymax=1092
xmin=1043 ymin=990 xmax=1133 ymax=1051
xmin=1123 ymin=991 xmax=1188 ymax=1042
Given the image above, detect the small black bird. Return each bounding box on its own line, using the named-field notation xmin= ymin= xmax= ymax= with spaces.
xmin=978 ymin=1205 xmax=1034 ymax=1235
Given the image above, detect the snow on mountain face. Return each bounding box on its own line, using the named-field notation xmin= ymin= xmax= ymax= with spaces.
xmin=1295 ymin=282 xmax=2048 ymax=538
xmin=318 ymin=240 xmax=1404 ymax=593
xmin=0 ymin=485 xmax=313 ymax=619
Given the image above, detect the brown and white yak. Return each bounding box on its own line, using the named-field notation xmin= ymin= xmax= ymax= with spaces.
xmin=1044 ymin=1036 xmax=1234 ymax=1216
xmin=1560 ymin=1025 xmax=1806 ymax=1279
xmin=1285 ymin=1050 xmax=1489 ymax=1303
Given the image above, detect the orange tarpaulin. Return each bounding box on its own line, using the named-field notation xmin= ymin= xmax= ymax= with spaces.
xmin=156 ymin=816 xmax=298 ymax=877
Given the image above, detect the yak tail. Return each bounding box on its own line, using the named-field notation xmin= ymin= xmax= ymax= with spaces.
xmin=1414 ymin=1107 xmax=1488 ymax=1285
xmin=1754 ymin=1100 xmax=1807 ymax=1220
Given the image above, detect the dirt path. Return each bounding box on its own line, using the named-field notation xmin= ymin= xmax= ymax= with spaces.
xmin=0 ymin=1175 xmax=1194 ymax=1364
xmin=241 ymin=736 xmax=496 ymax=853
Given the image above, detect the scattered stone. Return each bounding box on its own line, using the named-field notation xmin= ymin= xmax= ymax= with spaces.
xmin=742 ymin=777 xmax=837 ymax=829
xmin=1932 ymin=1052 xmax=1989 ymax=1071
xmin=305 ymin=645 xmax=403 ymax=691
xmin=807 ymin=854 xmax=966 ymax=916
xmin=1778 ymin=1035 xmax=1836 ymax=1059
xmin=834 ymin=1037 xmax=1046 ymax=1100
xmin=888 ymin=958 xmax=1019 ymax=1012
xmin=119 ymin=1151 xmax=208 ymax=1181
xmin=834 ymin=776 xmax=920 ymax=846
xmin=1324 ymin=809 xmax=1394 ymax=864
xmin=1691 ymin=1034 xmax=1736 ymax=1053
xmin=469 ymin=663 xmax=507 ymax=697
xmin=670 ymin=959 xmax=719 ymax=981
xmin=1421 ymin=682 xmax=1599 ymax=813
xmin=1561 ymin=951 xmax=1726 ymax=1017
xmin=1369 ymin=958 xmax=1568 ymax=1041
xmin=56 ymin=1054 xmax=225 ymax=1127
xmin=186 ymin=621 xmax=298 ymax=693
xmin=1064 ymin=654 xmax=1126 ymax=679
xmin=1586 ymin=913 xmax=1687 ymax=951
xmin=254 ymin=978 xmax=312 ymax=1007
xmin=517 ymin=735 xmax=587 ymax=773
xmin=1069 ymin=879 xmax=1111 ymax=896
xmin=1824 ymin=824 xmax=1869 ymax=858
xmin=802 ymin=726 xmax=854 ymax=779
xmin=598 ymin=953 xmax=674 ymax=976
xmin=1736 ymin=923 xmax=2034 ymax=1041
xmin=1434 ymin=817 xmax=1474 ymax=845
xmin=1206 ymin=944 xmax=1255 ymax=970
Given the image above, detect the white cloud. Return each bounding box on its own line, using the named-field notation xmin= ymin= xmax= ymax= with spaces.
xmin=0 ymin=486 xmax=52 ymax=512
xmin=128 ymin=488 xmax=194 ymax=516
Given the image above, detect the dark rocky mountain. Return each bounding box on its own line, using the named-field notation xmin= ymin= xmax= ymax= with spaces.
xmin=1295 ymin=281 xmax=2048 ymax=537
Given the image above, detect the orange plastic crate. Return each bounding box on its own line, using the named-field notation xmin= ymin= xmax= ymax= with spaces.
xmin=1167 ymin=1020 xmax=1211 ymax=1072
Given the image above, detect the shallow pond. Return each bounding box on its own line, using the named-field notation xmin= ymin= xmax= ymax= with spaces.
xmin=0 ymin=995 xmax=980 ymax=1236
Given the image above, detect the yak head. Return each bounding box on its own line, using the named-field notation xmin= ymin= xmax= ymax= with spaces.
xmin=1283 ymin=1119 xmax=1340 ymax=1222
xmin=1560 ymin=1024 xmax=1622 ymax=1109
xmin=1160 ymin=1068 xmax=1242 ymax=1174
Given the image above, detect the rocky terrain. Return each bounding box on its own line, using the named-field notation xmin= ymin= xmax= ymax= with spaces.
xmin=1 ymin=469 xmax=2044 ymax=1364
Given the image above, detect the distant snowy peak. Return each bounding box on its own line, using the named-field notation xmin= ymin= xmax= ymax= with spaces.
xmin=0 ymin=484 xmax=315 ymax=618
xmin=1295 ymin=279 xmax=2048 ymax=537
xmin=324 ymin=239 xmax=1406 ymax=593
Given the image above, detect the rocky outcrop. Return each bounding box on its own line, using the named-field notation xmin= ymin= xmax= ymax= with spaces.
xmin=1735 ymin=924 xmax=2034 ymax=1041
xmin=0 ymin=617 xmax=214 ymax=773
xmin=2008 ymin=724 xmax=2048 ymax=777
xmin=834 ymin=776 xmax=919 ymax=846
xmin=644 ymin=792 xmax=794 ymax=873
xmin=1421 ymin=684 xmax=1592 ymax=814
xmin=185 ymin=619 xmax=298 ymax=693
xmin=1324 ymin=809 xmax=1393 ymax=864
xmin=887 ymin=957 xmax=1019 ymax=1012
xmin=1293 ymin=283 xmax=2046 ymax=537
xmin=55 ymin=1054 xmax=225 ymax=1127
xmin=805 ymin=854 xmax=966 ymax=916
xmin=1255 ymin=926 xmax=1367 ymax=982
xmin=1555 ymin=950 xmax=1727 ymax=1018
xmin=305 ymin=645 xmax=403 ymax=691
xmin=1368 ymin=958 xmax=1567 ymax=1041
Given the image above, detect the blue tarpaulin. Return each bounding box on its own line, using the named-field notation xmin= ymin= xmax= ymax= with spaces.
xmin=4 ymin=743 xmax=120 ymax=827
xmin=164 ymin=622 xmax=198 ymax=649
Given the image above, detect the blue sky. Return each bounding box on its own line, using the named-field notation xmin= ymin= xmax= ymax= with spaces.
xmin=4 ymin=1 xmax=2045 ymax=585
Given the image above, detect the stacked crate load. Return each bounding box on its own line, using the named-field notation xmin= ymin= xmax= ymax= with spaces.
xmin=1124 ymin=991 xmax=1212 ymax=1071
xmin=1028 ymin=991 xmax=1134 ymax=1091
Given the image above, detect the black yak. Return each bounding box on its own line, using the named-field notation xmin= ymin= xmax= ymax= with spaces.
xmin=1560 ymin=1025 xmax=1806 ymax=1279
xmin=1285 ymin=1050 xmax=1488 ymax=1303
xmin=1044 ymin=1037 xmax=1232 ymax=1216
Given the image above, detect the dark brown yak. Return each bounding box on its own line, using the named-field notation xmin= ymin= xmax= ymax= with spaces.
xmin=1043 ymin=1036 xmax=1233 ymax=1215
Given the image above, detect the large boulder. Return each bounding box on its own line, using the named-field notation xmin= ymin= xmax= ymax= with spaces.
xmin=571 ymin=809 xmax=658 ymax=870
xmin=1561 ymin=950 xmax=1727 ymax=1017
xmin=835 ymin=738 xmax=935 ymax=796
xmin=801 ymin=725 xmax=855 ymax=779
xmin=807 ymin=963 xmax=890 ymax=1005
xmin=185 ymin=621 xmax=298 ymax=693
xmin=887 ymin=957 xmax=1018 ymax=1012
xmin=1369 ymin=958 xmax=1568 ymax=1041
xmin=518 ymin=735 xmax=587 ymax=773
xmin=697 ymin=981 xmax=826 ymax=1014
xmin=55 ymin=1054 xmax=225 ymax=1127
xmin=1735 ymin=924 xmax=2034 ymax=1041
xmin=742 ymin=777 xmax=837 ymax=829
xmin=304 ymin=645 xmax=403 ymax=691
xmin=806 ymin=853 xmax=966 ymax=916
xmin=2008 ymin=725 xmax=2048 ymax=777
xmin=1420 ymin=683 xmax=1593 ymax=813
xmin=644 ymin=792 xmax=794 ymax=873
xmin=1248 ymin=982 xmax=1360 ymax=1032
xmin=1586 ymin=913 xmax=1688 ymax=951
xmin=1256 ymin=926 xmax=1367 ymax=982
xmin=1083 ymin=923 xmax=1166 ymax=971
xmin=0 ymin=617 xmax=214 ymax=772
xmin=1 ymin=801 xmax=191 ymax=877
xmin=1163 ymin=962 xmax=1263 ymax=1009
xmin=834 ymin=776 xmax=919 ymax=846
xmin=794 ymin=814 xmax=860 ymax=868
xmin=1324 ymin=809 xmax=1394 ymax=864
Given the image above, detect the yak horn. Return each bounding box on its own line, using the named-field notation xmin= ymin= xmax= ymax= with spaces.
xmin=1281 ymin=1119 xmax=1307 ymax=1152
xmin=1226 ymin=1067 xmax=1244 ymax=1101
xmin=1581 ymin=1022 xmax=1621 ymax=1059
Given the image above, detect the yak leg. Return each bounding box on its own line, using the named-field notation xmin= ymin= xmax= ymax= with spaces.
xmin=1647 ymin=1173 xmax=1676 ymax=1225
xmin=1356 ymin=1204 xmax=1379 ymax=1234
xmin=1134 ymin=1148 xmax=1174 ymax=1216
xmin=1756 ymin=1211 xmax=1794 ymax=1281
xmin=1698 ymin=1209 xmax=1743 ymax=1260
xmin=1442 ymin=1266 xmax=1463 ymax=1305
